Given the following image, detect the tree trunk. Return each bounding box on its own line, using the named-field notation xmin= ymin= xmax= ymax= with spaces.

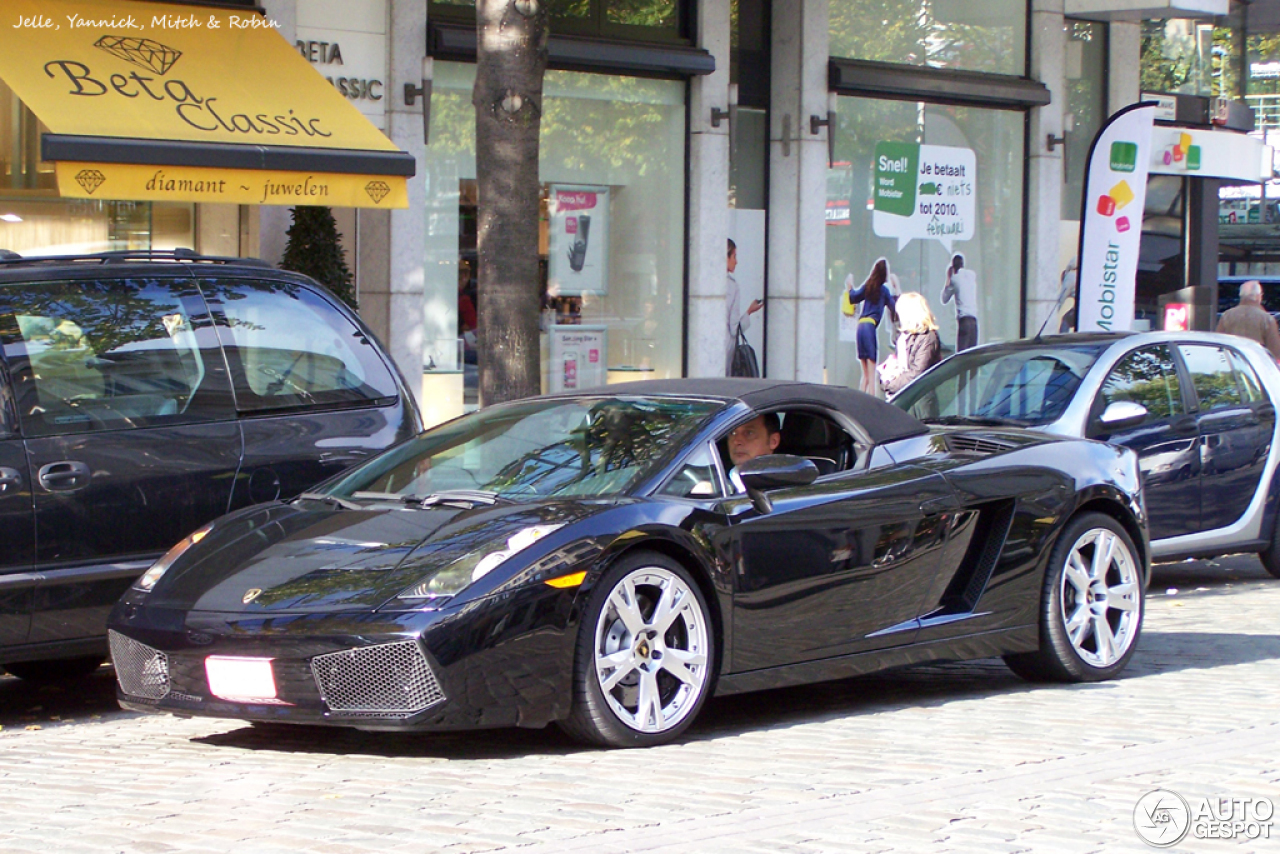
xmin=474 ymin=0 xmax=548 ymax=405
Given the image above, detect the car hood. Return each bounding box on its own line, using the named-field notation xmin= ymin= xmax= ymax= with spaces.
xmin=148 ymin=499 xmax=606 ymax=614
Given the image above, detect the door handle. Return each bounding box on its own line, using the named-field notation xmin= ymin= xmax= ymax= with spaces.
xmin=38 ymin=460 xmax=91 ymax=492
xmin=0 ymin=466 xmax=21 ymax=492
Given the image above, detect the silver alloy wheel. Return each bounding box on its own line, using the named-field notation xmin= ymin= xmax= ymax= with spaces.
xmin=1059 ymin=526 xmax=1141 ymax=668
xmin=593 ymin=566 xmax=710 ymax=734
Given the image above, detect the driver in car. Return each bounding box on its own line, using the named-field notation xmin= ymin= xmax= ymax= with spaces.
xmin=727 ymin=414 xmax=782 ymax=491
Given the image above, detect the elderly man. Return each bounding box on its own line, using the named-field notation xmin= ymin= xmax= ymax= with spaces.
xmin=1218 ymin=280 xmax=1280 ymax=359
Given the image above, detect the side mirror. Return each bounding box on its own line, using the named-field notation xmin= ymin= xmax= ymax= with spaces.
xmin=1098 ymin=400 xmax=1149 ymax=432
xmin=736 ymin=454 xmax=819 ymax=514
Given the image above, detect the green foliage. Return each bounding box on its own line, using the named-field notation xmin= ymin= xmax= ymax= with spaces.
xmin=280 ymin=206 xmax=357 ymax=310
xmin=828 ymin=0 xmax=1022 ymax=75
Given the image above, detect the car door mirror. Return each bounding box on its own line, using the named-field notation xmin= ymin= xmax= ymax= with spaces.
xmin=1098 ymin=400 xmax=1149 ymax=432
xmin=736 ymin=454 xmax=818 ymax=514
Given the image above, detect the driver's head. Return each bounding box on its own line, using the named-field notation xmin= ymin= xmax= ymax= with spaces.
xmin=728 ymin=413 xmax=781 ymax=466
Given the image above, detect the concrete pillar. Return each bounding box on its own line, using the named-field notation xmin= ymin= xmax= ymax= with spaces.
xmin=355 ymin=0 xmax=426 ymax=400
xmin=1025 ymin=0 xmax=1067 ymax=337
xmin=686 ymin=0 xmax=732 ymax=377
xmin=258 ymin=0 xmax=297 ymax=266
xmin=767 ymin=0 xmax=828 ymax=382
xmin=1109 ymin=22 xmax=1143 ymax=114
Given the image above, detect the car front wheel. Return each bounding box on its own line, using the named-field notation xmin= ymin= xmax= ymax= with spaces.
xmin=560 ymin=552 xmax=716 ymax=748
xmin=1005 ymin=513 xmax=1144 ymax=683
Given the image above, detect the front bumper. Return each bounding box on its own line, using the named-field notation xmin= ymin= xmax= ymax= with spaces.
xmin=108 ymin=586 xmax=579 ymax=731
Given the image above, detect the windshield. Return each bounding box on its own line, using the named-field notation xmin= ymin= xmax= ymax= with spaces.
xmin=323 ymin=396 xmax=722 ymax=501
xmin=891 ymin=344 xmax=1105 ymax=426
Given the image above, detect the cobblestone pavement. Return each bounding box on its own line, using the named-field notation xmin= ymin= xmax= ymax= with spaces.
xmin=2 ymin=557 xmax=1278 ymax=854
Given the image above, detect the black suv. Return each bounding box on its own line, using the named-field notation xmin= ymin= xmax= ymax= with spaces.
xmin=0 ymin=250 xmax=421 ymax=680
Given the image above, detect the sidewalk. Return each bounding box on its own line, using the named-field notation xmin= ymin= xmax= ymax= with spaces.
xmin=1 ymin=557 xmax=1277 ymax=853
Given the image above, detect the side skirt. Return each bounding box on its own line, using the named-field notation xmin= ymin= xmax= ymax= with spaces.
xmin=713 ymin=625 xmax=1038 ymax=697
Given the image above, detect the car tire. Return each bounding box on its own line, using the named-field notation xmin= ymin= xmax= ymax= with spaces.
xmin=1257 ymin=520 xmax=1280 ymax=580
xmin=1004 ymin=513 xmax=1144 ymax=683
xmin=559 ymin=551 xmax=716 ymax=748
xmin=2 ymin=656 xmax=106 ymax=683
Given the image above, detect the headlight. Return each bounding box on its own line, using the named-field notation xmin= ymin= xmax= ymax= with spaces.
xmin=396 ymin=523 xmax=564 ymax=601
xmin=134 ymin=525 xmax=212 ymax=592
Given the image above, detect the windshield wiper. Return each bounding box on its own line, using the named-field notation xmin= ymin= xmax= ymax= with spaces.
xmin=925 ymin=414 xmax=1031 ymax=427
xmin=404 ymin=490 xmax=510 ymax=508
xmin=298 ymin=492 xmax=364 ymax=511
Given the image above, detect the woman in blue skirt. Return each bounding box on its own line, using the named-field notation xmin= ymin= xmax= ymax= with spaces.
xmin=845 ymin=257 xmax=898 ymax=395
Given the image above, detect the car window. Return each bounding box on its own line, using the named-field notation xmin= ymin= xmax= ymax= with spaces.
xmin=1178 ymin=344 xmax=1243 ymax=412
xmin=1097 ymin=346 xmax=1181 ymax=420
xmin=201 ymin=279 xmax=399 ymax=412
xmin=659 ymin=442 xmax=723 ymax=499
xmin=1226 ymin=349 xmax=1265 ymax=403
xmin=892 ymin=345 xmax=1102 ymax=425
xmin=325 ymin=397 xmax=720 ymax=500
xmin=0 ymin=279 xmax=234 ymax=437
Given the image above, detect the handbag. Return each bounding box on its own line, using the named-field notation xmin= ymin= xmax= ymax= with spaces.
xmin=840 ymin=287 xmax=858 ymax=317
xmin=730 ymin=324 xmax=760 ymax=377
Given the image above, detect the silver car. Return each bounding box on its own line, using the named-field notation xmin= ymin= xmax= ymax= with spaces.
xmin=892 ymin=331 xmax=1280 ymax=577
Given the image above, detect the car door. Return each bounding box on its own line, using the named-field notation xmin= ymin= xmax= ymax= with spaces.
xmin=1088 ymin=344 xmax=1201 ymax=541
xmin=198 ymin=276 xmax=410 ymax=507
xmin=0 ymin=356 xmax=34 ymax=649
xmin=1177 ymin=343 xmax=1275 ymax=532
xmin=0 ymin=275 xmax=241 ymax=646
xmin=729 ymin=460 xmax=954 ymax=672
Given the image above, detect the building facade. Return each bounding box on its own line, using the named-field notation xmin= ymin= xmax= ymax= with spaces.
xmin=5 ymin=0 xmax=1270 ymax=428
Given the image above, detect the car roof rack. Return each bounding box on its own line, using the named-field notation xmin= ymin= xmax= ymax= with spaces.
xmin=0 ymin=248 xmax=274 ymax=268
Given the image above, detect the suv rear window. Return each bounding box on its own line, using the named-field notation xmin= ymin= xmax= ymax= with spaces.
xmin=0 ymin=279 xmax=234 ymax=436
xmin=200 ymin=279 xmax=399 ymax=412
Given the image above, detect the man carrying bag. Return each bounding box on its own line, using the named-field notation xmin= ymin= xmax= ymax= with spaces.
xmin=726 ymin=238 xmax=763 ymax=376
xmin=730 ymin=323 xmax=760 ymax=377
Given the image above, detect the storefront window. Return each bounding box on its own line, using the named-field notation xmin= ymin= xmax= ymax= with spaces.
xmin=829 ymin=0 xmax=1027 ymax=75
xmin=1063 ymin=20 xmax=1107 ymax=222
xmin=1141 ymin=13 xmax=1242 ymax=99
xmin=423 ymin=62 xmax=686 ymax=407
xmin=429 ymin=0 xmax=688 ymax=41
xmin=825 ymin=96 xmax=1025 ymax=392
xmin=0 ymin=79 xmax=195 ymax=256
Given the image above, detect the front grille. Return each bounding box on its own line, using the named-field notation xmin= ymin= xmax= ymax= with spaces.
xmin=109 ymin=631 xmax=170 ymax=700
xmin=311 ymin=640 xmax=444 ymax=716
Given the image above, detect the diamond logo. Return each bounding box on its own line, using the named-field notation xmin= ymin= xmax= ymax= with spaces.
xmin=94 ymin=35 xmax=183 ymax=76
xmin=75 ymin=169 xmax=106 ymax=195
xmin=365 ymin=181 xmax=390 ymax=204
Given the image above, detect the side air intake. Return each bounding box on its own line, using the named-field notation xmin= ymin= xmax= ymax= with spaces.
xmin=947 ymin=434 xmax=1018 ymax=456
xmin=109 ymin=630 xmax=170 ymax=700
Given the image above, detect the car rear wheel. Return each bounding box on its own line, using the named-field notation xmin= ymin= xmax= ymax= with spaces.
xmin=560 ymin=552 xmax=716 ymax=748
xmin=1004 ymin=513 xmax=1143 ymax=683
xmin=1257 ymin=520 xmax=1280 ymax=579
xmin=2 ymin=656 xmax=106 ymax=683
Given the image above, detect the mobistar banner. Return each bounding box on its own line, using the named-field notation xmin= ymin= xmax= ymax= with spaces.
xmin=1075 ymin=103 xmax=1155 ymax=332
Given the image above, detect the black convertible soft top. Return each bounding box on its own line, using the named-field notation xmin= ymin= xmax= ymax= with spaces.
xmin=557 ymin=378 xmax=930 ymax=446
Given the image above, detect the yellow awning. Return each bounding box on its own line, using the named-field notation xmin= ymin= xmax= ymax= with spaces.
xmin=0 ymin=0 xmax=413 ymax=207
